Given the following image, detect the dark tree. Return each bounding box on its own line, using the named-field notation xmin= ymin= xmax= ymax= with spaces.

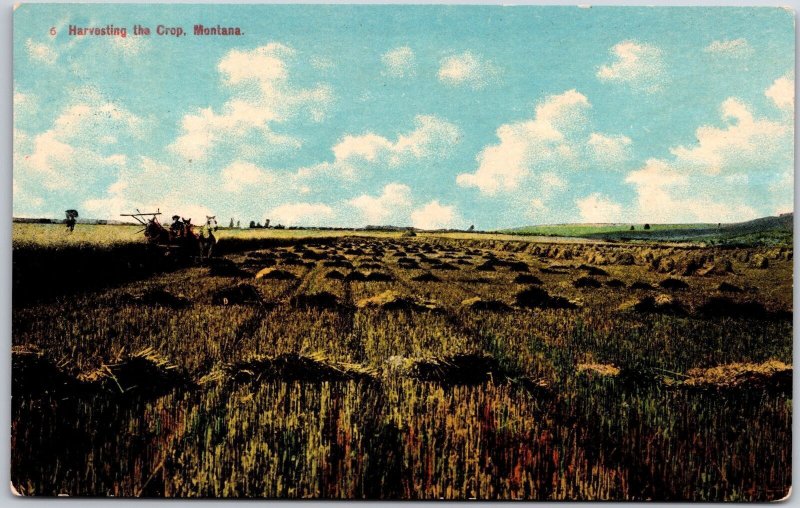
xmin=249 ymin=220 xmax=256 ymax=228
xmin=229 ymin=218 xmax=234 ymax=228
xmin=643 ymin=223 xmax=651 ymax=230
xmin=629 ymin=225 xmax=635 ymax=231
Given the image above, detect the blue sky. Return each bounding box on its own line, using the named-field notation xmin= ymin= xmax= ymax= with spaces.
xmin=13 ymin=5 xmax=794 ymax=228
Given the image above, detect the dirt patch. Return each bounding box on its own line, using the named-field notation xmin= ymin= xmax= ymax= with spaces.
xmin=515 ymin=286 xmax=578 ymax=310
xmin=255 ymin=268 xmax=298 ymax=280
xmin=460 ymin=297 xmax=513 ymax=312
xmin=211 ymin=284 xmax=264 ymax=306
xmin=356 ymin=290 xmax=442 ymax=313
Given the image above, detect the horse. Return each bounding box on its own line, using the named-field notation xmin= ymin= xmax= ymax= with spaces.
xmin=197 ymin=216 xmax=218 ymax=261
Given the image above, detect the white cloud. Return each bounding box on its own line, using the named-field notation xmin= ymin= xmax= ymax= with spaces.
xmin=765 ymin=73 xmax=794 ymax=111
xmin=438 ymin=51 xmax=500 ymax=89
xmin=597 ymin=40 xmax=666 ymax=93
xmin=302 ymin=115 xmax=461 ymax=179
xmin=348 ymin=183 xmax=412 ymax=225
xmin=221 ymin=161 xmax=275 ymax=192
xmin=576 ymin=193 xmax=623 ymax=223
xmin=25 ymin=39 xmax=57 ymax=65
xmin=270 ymin=202 xmax=334 ymax=226
xmin=704 ymin=38 xmax=753 ymax=57
xmin=458 ymin=89 xmax=617 ymax=195
xmin=410 ymin=200 xmax=460 ymax=230
xmin=17 ymin=98 xmax=141 ymax=191
xmin=382 ymin=46 xmax=416 ymax=78
xmin=624 ymin=94 xmax=791 ymax=223
xmin=668 ymin=98 xmax=789 ymax=175
xmin=588 ymin=133 xmax=632 ymax=166
xmin=170 ymin=43 xmax=333 ymax=161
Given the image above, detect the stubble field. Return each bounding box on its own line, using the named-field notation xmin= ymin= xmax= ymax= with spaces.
xmin=11 ymin=225 xmax=793 ymax=500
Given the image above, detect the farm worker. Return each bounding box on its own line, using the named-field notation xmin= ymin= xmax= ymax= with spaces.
xmin=170 ymin=215 xmax=183 ymax=238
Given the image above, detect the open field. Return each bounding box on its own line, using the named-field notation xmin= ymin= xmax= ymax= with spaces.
xmin=12 ymin=225 xmax=793 ymax=499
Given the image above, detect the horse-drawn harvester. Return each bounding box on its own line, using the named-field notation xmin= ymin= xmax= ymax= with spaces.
xmin=122 ymin=209 xmax=218 ymax=260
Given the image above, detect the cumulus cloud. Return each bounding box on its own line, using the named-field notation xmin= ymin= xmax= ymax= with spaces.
xmin=301 ymin=114 xmax=461 ymax=179
xmin=25 ymin=39 xmax=57 ymax=64
xmin=221 ymin=161 xmax=275 ymax=192
xmin=438 ymin=51 xmax=500 ymax=89
xmin=588 ymin=133 xmax=632 ymax=167
xmin=765 ymin=73 xmax=794 ymax=111
xmin=704 ymin=38 xmax=753 ymax=57
xmin=624 ymin=95 xmax=790 ymax=223
xmin=382 ymin=46 xmax=416 ymax=78
xmin=270 ymin=202 xmax=334 ymax=226
xmin=576 ymin=193 xmax=624 ymax=223
xmin=15 ymin=97 xmax=142 ymax=193
xmin=348 ymin=183 xmax=412 ymax=225
xmin=170 ymin=43 xmax=333 ymax=161
xmin=597 ymin=40 xmax=666 ymax=93
xmin=457 ymin=90 xmax=631 ymax=198
xmin=410 ymin=200 xmax=460 ymax=230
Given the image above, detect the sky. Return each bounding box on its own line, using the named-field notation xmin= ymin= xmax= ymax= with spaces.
xmin=13 ymin=5 xmax=795 ymax=229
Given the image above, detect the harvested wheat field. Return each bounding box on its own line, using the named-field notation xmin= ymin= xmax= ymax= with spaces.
xmin=11 ymin=225 xmax=793 ymax=500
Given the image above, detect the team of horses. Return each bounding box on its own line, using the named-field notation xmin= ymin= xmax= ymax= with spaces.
xmin=143 ymin=215 xmax=219 ymax=260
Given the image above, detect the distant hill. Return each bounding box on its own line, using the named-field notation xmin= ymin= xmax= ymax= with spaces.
xmin=504 ymin=213 xmax=793 ymax=246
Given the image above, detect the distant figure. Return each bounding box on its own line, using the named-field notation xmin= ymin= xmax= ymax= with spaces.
xmin=64 ymin=209 xmax=79 ymax=232
xmin=468 ymin=225 xmax=475 ymax=232
xmin=264 ymin=219 xmax=270 ymax=228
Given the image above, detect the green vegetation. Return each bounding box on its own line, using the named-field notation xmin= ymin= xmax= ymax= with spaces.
xmin=11 ymin=226 xmax=793 ymax=499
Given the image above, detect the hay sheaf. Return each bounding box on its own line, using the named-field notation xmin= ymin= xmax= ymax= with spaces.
xmin=683 ymin=360 xmax=791 ymax=392
xmin=412 ymin=272 xmax=441 ymax=282
xmin=577 ymin=363 xmax=621 ymax=377
xmin=515 ymin=286 xmax=578 ymax=310
xmin=696 ymin=297 xmax=790 ymax=321
xmin=659 ymin=277 xmax=689 ymax=290
xmin=12 ymin=345 xmax=78 ymax=397
xmin=255 ymin=268 xmax=298 ymax=280
xmin=513 ymin=273 xmax=542 ymax=285
xmin=211 ymin=283 xmax=263 ymax=306
xmin=325 ymin=270 xmax=345 ymax=280
xmin=460 ymin=297 xmax=513 ymax=312
xmin=222 ymin=352 xmax=377 ymax=383
xmin=78 ymin=347 xmax=191 ymax=397
xmin=573 ymin=276 xmax=603 ymax=289
xmin=357 ymin=290 xmax=442 ymax=313
xmin=618 ymin=294 xmax=686 ymax=315
xmin=578 ymin=264 xmax=609 ymax=276
xmin=209 ymin=258 xmax=251 ymax=278
xmin=386 ymin=353 xmax=503 ymax=385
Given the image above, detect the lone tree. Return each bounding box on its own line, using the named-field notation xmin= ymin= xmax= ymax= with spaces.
xmin=629 ymin=225 xmax=635 ymax=231
xmin=643 ymin=223 xmax=651 ymax=230
xmin=249 ymin=220 xmax=256 ymax=228
xmin=236 ymin=220 xmax=240 ymax=228
xmin=229 ymin=218 xmax=234 ymax=228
